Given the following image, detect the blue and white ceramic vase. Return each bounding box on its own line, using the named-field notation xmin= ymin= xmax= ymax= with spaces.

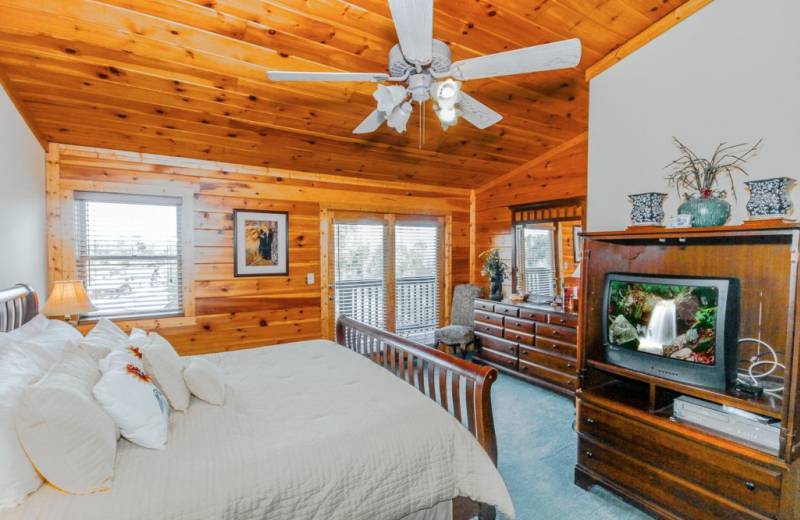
xmin=629 ymin=192 xmax=667 ymax=227
xmin=745 ymin=177 xmax=797 ymax=221
xmin=678 ymin=190 xmax=730 ymax=227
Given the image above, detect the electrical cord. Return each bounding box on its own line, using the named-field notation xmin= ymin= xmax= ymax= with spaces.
xmin=737 ymin=338 xmax=785 ymax=395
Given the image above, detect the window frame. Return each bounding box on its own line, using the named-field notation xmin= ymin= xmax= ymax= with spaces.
xmin=57 ymin=181 xmax=197 ymax=329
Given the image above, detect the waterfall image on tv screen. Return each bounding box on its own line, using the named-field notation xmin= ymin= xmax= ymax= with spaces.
xmin=607 ymin=281 xmax=719 ymax=365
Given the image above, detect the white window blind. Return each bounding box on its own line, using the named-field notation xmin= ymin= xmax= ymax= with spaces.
xmin=517 ymin=226 xmax=556 ymax=296
xmin=333 ymin=222 xmax=387 ymax=330
xmin=395 ymin=223 xmax=441 ymax=345
xmin=74 ymin=192 xmax=184 ymax=320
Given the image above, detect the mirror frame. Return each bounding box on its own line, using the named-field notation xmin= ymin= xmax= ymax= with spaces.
xmin=510 ymin=197 xmax=586 ymax=296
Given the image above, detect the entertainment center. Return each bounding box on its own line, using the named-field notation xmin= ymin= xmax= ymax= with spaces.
xmin=575 ymin=223 xmax=800 ymax=520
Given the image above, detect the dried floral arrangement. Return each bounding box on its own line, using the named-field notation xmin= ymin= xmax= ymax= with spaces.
xmin=664 ymin=137 xmax=762 ymax=199
xmin=479 ymin=249 xmax=509 ymax=280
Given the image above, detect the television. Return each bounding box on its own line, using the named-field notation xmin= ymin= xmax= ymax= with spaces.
xmin=602 ymin=273 xmax=740 ymax=390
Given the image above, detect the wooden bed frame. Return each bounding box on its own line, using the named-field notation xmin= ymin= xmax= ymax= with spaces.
xmin=336 ymin=315 xmax=499 ymax=520
xmin=0 ymin=286 xmax=500 ymax=520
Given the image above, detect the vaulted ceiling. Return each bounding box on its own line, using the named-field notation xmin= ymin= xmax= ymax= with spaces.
xmin=0 ymin=0 xmax=691 ymax=188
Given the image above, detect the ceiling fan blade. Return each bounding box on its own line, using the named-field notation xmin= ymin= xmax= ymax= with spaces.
xmin=353 ymin=110 xmax=387 ymax=134
xmin=267 ymin=71 xmax=390 ymax=82
xmin=458 ymin=93 xmax=502 ymax=130
xmin=450 ymin=39 xmax=582 ymax=81
xmin=387 ymin=0 xmax=434 ymax=65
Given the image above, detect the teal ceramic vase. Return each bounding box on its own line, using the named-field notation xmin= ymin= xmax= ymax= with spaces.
xmin=678 ymin=190 xmax=730 ymax=227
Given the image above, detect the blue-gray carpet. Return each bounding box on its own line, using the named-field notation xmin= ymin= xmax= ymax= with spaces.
xmin=491 ymin=373 xmax=654 ymax=520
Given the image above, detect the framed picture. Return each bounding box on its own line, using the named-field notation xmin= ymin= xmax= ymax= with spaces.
xmin=573 ymin=225 xmax=583 ymax=263
xmin=233 ymin=210 xmax=289 ymax=277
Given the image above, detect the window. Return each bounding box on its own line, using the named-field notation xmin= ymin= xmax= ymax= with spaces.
xmin=516 ymin=225 xmax=557 ymax=296
xmin=330 ymin=213 xmax=443 ymax=345
xmin=395 ymin=223 xmax=441 ymax=345
xmin=75 ymin=192 xmax=184 ymax=320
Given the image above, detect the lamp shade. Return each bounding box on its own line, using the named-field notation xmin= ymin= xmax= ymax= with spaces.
xmin=41 ymin=281 xmax=97 ymax=316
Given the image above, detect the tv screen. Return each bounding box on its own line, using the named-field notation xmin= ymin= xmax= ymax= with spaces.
xmin=607 ymin=280 xmax=719 ymax=365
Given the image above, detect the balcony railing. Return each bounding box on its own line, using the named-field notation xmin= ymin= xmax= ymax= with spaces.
xmin=334 ymin=275 xmax=439 ymax=345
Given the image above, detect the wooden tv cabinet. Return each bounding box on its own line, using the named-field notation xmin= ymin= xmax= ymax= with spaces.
xmin=575 ymin=224 xmax=800 ymax=520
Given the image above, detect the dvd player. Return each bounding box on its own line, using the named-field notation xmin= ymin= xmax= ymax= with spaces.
xmin=673 ymin=396 xmax=781 ymax=451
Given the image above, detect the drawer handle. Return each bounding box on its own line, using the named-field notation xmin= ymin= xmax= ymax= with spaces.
xmin=586 ymin=418 xmax=595 ymax=425
xmin=485 ymin=326 xmax=491 ymax=331
xmin=521 ymin=365 xmax=528 ymax=371
xmin=552 ymin=344 xmax=559 ymax=350
xmin=515 ymin=335 xmax=521 ymax=340
xmin=585 ymin=451 xmax=594 ymax=459
xmin=745 ymin=482 xmax=756 ymax=492
xmin=566 ymin=381 xmax=573 ymax=386
xmin=559 ymin=318 xmax=566 ymax=323
xmin=552 ymin=331 xmax=560 ymax=336
xmin=522 ymin=350 xmax=529 ymax=356
xmin=567 ymin=363 xmax=574 ymax=369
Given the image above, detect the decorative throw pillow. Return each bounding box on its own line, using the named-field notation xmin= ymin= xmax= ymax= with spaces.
xmin=0 ymin=340 xmax=44 ymax=508
xmin=98 ymin=345 xmax=145 ymax=375
xmin=183 ymin=357 xmax=226 ymax=406
xmin=93 ymin=363 xmax=170 ymax=450
xmin=79 ymin=318 xmax=129 ymax=361
xmin=15 ymin=345 xmax=117 ymax=495
xmin=130 ymin=329 xmax=190 ymax=412
xmin=0 ymin=314 xmax=49 ymax=342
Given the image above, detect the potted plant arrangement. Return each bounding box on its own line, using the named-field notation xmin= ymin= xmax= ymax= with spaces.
xmin=664 ymin=137 xmax=761 ymax=227
xmin=480 ymin=249 xmax=509 ymax=302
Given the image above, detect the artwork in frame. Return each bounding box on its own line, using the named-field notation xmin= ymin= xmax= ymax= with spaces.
xmin=233 ymin=210 xmax=289 ymax=277
xmin=573 ymin=225 xmax=583 ymax=263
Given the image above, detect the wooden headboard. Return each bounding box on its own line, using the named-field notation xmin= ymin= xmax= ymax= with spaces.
xmin=0 ymin=284 xmax=39 ymax=332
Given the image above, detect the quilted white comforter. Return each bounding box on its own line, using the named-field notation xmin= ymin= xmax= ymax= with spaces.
xmin=3 ymin=340 xmax=514 ymax=520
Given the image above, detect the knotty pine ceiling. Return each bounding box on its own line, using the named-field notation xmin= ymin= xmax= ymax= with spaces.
xmin=0 ymin=0 xmax=689 ymax=188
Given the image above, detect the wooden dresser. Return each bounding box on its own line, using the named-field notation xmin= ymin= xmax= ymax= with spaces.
xmin=472 ymin=298 xmax=579 ymax=397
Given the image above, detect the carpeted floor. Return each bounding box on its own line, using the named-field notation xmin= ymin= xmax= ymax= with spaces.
xmin=490 ymin=372 xmax=654 ymax=520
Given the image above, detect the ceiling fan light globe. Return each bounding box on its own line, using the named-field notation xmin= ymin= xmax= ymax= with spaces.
xmin=387 ymin=101 xmax=413 ymax=133
xmin=374 ymin=84 xmax=408 ymax=115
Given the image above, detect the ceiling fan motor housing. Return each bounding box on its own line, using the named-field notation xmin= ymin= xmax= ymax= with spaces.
xmin=388 ymin=39 xmax=452 ymax=77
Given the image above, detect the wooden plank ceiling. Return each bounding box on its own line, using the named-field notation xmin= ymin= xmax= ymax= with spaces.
xmin=0 ymin=0 xmax=690 ymax=188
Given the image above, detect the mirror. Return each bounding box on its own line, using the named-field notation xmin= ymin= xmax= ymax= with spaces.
xmin=510 ymin=198 xmax=584 ymax=302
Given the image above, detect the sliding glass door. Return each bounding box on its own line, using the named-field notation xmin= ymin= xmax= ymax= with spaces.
xmin=329 ymin=212 xmax=444 ymax=345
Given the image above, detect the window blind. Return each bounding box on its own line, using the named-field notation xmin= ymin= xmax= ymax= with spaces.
xmin=333 ymin=222 xmax=387 ymax=330
xmin=518 ymin=226 xmax=556 ymax=296
xmin=74 ymin=192 xmax=184 ymax=320
xmin=395 ymin=223 xmax=441 ymax=345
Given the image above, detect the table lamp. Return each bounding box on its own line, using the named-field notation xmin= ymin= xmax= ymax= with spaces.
xmin=41 ymin=280 xmax=97 ymax=326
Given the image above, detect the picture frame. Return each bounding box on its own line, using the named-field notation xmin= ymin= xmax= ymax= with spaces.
xmin=233 ymin=209 xmax=289 ymax=277
xmin=573 ymin=225 xmax=583 ymax=263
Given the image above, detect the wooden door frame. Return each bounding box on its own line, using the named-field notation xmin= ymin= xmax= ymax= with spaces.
xmin=321 ymin=208 xmax=451 ymax=340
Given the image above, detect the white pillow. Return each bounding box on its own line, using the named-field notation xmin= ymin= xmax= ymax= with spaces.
xmin=130 ymin=329 xmax=190 ymax=411
xmin=79 ymin=318 xmax=129 ymax=361
xmin=93 ymin=362 xmax=170 ymax=450
xmin=99 ymin=346 xmax=144 ymax=375
xmin=0 ymin=314 xmax=49 ymax=342
xmin=19 ymin=319 xmax=84 ymax=372
xmin=15 ymin=345 xmax=117 ymax=495
xmin=0 ymin=340 xmax=44 ymax=508
xmin=183 ymin=358 xmax=226 ymax=406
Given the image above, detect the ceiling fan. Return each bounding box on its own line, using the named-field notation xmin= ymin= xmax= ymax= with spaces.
xmin=266 ymin=0 xmax=581 ymax=135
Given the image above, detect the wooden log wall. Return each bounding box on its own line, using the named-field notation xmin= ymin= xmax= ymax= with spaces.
xmin=473 ymin=139 xmax=588 ymax=296
xmin=50 ymin=144 xmax=471 ymax=355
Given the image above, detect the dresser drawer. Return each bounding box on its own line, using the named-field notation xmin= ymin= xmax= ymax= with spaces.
xmin=474 ymin=309 xmax=504 ymax=327
xmin=476 ymin=333 xmax=518 ymax=357
xmin=504 ymin=317 xmax=535 ymax=334
xmin=503 ymin=329 xmax=534 ymax=346
xmin=536 ymin=323 xmax=577 ymax=344
xmin=519 ymin=308 xmax=547 ymax=322
xmin=578 ymin=402 xmax=782 ymax=518
xmin=534 ymin=337 xmax=577 ymax=359
xmin=473 ymin=300 xmax=494 ymax=312
xmin=475 ymin=321 xmax=503 ymax=338
xmin=479 ymin=347 xmax=518 ymax=372
xmin=519 ymin=347 xmax=577 ymax=374
xmin=548 ymin=313 xmax=578 ymax=329
xmin=493 ymin=303 xmax=520 ymax=318
xmin=518 ymin=360 xmax=576 ymax=391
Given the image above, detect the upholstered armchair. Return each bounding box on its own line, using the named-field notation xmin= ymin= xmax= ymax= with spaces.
xmin=434 ymin=284 xmax=484 ymax=358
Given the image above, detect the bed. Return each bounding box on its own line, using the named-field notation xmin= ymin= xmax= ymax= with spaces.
xmin=0 ymin=285 xmax=513 ymax=520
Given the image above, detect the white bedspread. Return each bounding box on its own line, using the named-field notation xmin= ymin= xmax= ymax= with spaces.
xmin=3 ymin=340 xmax=514 ymax=520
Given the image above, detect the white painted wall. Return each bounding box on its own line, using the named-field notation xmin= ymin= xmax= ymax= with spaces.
xmin=587 ymin=0 xmax=800 ymax=231
xmin=0 ymin=86 xmax=46 ymax=300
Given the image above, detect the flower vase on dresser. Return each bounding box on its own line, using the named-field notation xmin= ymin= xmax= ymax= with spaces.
xmin=629 ymin=192 xmax=667 ymax=227
xmin=678 ymin=189 xmax=731 ymax=228
xmin=745 ymin=177 xmax=797 ymax=222
xmin=479 ymin=249 xmax=509 ymax=302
